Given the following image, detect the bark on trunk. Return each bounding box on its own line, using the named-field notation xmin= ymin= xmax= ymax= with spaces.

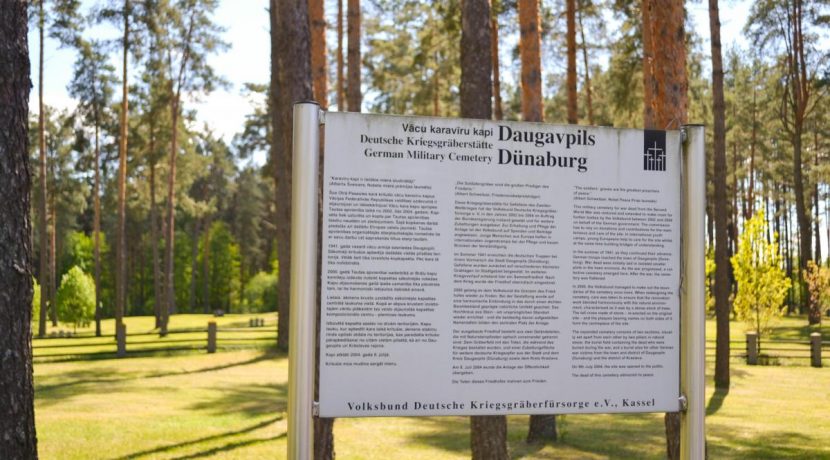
xmin=272 ymin=0 xmax=313 ymax=347
xmin=190 ymin=219 xmax=199 ymax=311
xmin=273 ymin=0 xmax=325 ymax=454
xmin=203 ymin=218 xmax=211 ymax=313
xmin=577 ymin=3 xmax=593 ymax=125
xmin=643 ymin=0 xmax=687 ymax=130
xmin=460 ymin=1 xmax=507 ymax=457
xmin=460 ymin=0 xmax=491 ymax=120
xmin=49 ymin=190 xmax=56 ymax=326
xmin=643 ymin=0 xmax=687 ymax=456
xmin=527 ymin=414 xmax=557 ymax=443
xmin=162 ymin=93 xmax=179 ymax=337
xmin=151 ymin=157 xmax=162 ymax=328
xmin=815 ymin=130 xmax=822 ymax=264
xmin=94 ymin=119 xmax=102 ymax=337
xmin=337 ymin=0 xmax=345 ymax=110
xmin=117 ymin=0 xmax=130 ymax=333
xmin=37 ymin=0 xmax=48 ymax=338
xmin=747 ymin=88 xmax=757 ymax=218
xmin=310 ymin=0 xmax=327 ymax=108
xmin=346 ymin=0 xmax=361 ymax=111
xmin=566 ymin=0 xmax=578 ymax=124
xmin=519 ymin=0 xmax=554 ymax=439
xmin=471 ymin=416 xmax=508 ymax=460
xmin=491 ymin=14 xmax=502 ymax=120
xmin=709 ymin=0 xmax=730 ymax=390
xmin=0 ymin=1 xmax=38 ymax=454
xmin=518 ymin=0 xmax=542 ymax=122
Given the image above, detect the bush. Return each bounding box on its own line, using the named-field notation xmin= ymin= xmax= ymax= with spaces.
xmin=56 ymin=265 xmax=95 ymax=330
xmin=805 ymin=260 xmax=830 ymax=324
xmin=242 ymin=271 xmax=277 ymax=313
xmin=731 ymin=211 xmax=789 ymax=349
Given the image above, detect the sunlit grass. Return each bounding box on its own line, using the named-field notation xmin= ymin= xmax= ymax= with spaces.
xmin=34 ymin=315 xmax=830 ymax=459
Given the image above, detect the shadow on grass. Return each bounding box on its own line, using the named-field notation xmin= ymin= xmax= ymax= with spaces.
xmin=33 ymin=342 xmax=279 ymax=364
xmin=188 ymin=382 xmax=287 ymax=418
xmin=36 ymin=350 xmax=283 ymax=406
xmin=708 ymin=426 xmax=824 ymax=459
xmin=398 ymin=416 xmax=471 ymax=455
xmin=400 ymin=413 xmax=667 ymax=459
xmin=706 ymin=387 xmax=730 ymax=416
xmin=113 ymin=415 xmax=283 ymax=460
xmin=169 ymin=432 xmax=286 ymax=460
xmin=515 ymin=413 xmax=665 ymax=459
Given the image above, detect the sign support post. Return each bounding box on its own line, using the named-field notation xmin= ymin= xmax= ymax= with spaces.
xmin=680 ymin=124 xmax=706 ymax=460
xmin=288 ymin=101 xmax=321 ymax=460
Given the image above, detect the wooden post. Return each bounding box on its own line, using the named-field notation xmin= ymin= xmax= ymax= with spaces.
xmin=811 ymin=332 xmax=822 ymax=368
xmin=116 ymin=323 xmax=127 ymax=358
xmin=207 ymin=321 xmax=217 ymax=353
xmin=746 ymin=332 xmax=758 ymax=365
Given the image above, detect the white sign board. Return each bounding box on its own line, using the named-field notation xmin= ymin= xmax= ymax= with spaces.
xmin=319 ymin=112 xmax=681 ymax=417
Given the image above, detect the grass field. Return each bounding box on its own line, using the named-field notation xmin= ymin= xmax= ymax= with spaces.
xmin=33 ymin=314 xmax=830 ymax=459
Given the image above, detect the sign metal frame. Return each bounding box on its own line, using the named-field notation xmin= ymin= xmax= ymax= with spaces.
xmin=287 ymin=102 xmax=705 ymax=460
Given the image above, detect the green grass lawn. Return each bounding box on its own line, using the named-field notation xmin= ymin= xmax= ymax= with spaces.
xmin=33 ymin=314 xmax=830 ymax=459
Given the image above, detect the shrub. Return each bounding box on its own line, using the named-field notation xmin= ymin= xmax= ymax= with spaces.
xmin=56 ymin=265 xmax=96 ymax=330
xmin=805 ymin=260 xmax=830 ymax=326
xmin=731 ymin=211 xmax=789 ymax=351
xmin=705 ymin=247 xmax=716 ymax=313
xmin=243 ymin=271 xmax=278 ymax=313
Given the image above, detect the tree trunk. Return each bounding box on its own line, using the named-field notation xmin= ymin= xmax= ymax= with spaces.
xmin=117 ymin=0 xmax=130 ymax=334
xmin=0 ymin=1 xmax=38 ymax=454
xmin=346 ymin=0 xmax=361 ymax=112
xmin=94 ymin=117 xmax=102 ymax=337
xmin=643 ymin=0 xmax=687 ymax=457
xmin=460 ymin=0 xmax=491 ymax=120
xmin=519 ymin=0 xmax=554 ymax=440
xmin=491 ymin=14 xmax=502 ymax=120
xmin=37 ymin=0 xmax=48 ymax=338
xmin=518 ymin=0 xmax=542 ymax=122
xmin=49 ymin=188 xmax=56 ymax=326
xmin=643 ymin=0 xmax=687 ymax=130
xmin=274 ymin=0 xmax=324 ymax=453
xmin=825 ymin=185 xmax=829 ymax=264
xmin=471 ymin=416 xmax=508 ymax=460
xmin=163 ymin=93 xmax=179 ymax=337
xmin=310 ymin=0 xmax=327 ymax=108
xmin=190 ymin=219 xmax=199 ymax=312
xmin=566 ymin=0 xmax=578 ymax=124
xmin=709 ymin=0 xmax=730 ymax=390
xmin=272 ymin=0 xmax=313 ymax=342
xmin=151 ymin=157 xmax=162 ymax=328
xmin=337 ymin=0 xmax=345 ymax=110
xmin=577 ymin=2 xmax=593 ymax=125
xmin=269 ymin=0 xmax=281 ymax=338
xmin=527 ymin=414 xmax=557 ymax=443
xmin=747 ymin=88 xmax=757 ymax=219
xmin=434 ymin=62 xmax=441 ymax=114
xmin=784 ymin=0 xmax=814 ymax=321
xmin=203 ymin=218 xmax=211 ymax=313
xmin=460 ymin=1 xmax=507 ymax=457
xmin=814 ymin=131 xmax=821 ymax=264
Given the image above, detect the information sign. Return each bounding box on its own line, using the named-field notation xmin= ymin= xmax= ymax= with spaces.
xmin=318 ymin=112 xmax=681 ymax=417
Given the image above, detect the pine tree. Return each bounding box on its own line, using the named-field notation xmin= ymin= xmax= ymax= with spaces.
xmin=0 ymin=0 xmax=38 ymax=454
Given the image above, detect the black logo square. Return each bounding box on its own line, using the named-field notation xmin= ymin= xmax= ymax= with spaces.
xmin=644 ymin=130 xmax=667 ymax=172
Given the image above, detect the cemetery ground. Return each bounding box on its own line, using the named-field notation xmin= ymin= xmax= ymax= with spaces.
xmin=34 ymin=315 xmax=830 ymax=459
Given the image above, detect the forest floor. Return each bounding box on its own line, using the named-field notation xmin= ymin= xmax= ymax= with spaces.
xmin=33 ymin=314 xmax=830 ymax=459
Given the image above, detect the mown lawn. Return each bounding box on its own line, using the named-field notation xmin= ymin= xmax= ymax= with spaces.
xmin=33 ymin=314 xmax=830 ymax=459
